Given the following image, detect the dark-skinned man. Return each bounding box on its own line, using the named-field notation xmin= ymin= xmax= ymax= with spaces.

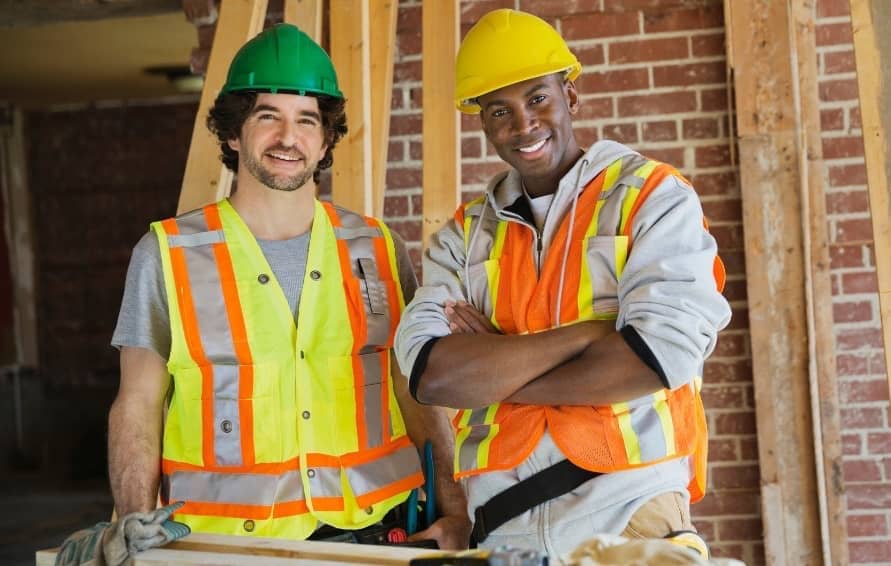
xmin=395 ymin=9 xmax=731 ymax=561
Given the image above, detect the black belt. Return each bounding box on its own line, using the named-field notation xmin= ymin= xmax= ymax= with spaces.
xmin=471 ymin=459 xmax=601 ymax=545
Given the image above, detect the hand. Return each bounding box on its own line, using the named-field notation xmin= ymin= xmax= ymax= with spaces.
xmin=408 ymin=514 xmax=472 ymax=550
xmin=445 ymin=301 xmax=499 ymax=335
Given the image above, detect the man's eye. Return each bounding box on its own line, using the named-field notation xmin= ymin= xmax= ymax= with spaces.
xmin=491 ymin=108 xmax=508 ymax=118
xmin=298 ymin=118 xmax=319 ymax=127
xmin=530 ymin=95 xmax=546 ymax=105
xmin=258 ymin=114 xmax=277 ymax=121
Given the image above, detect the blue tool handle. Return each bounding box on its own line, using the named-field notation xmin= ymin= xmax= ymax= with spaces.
xmin=424 ymin=441 xmax=435 ymax=528
xmin=406 ymin=488 xmax=419 ymax=535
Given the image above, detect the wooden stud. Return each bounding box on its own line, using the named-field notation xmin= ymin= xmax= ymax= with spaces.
xmin=849 ymin=0 xmax=891 ymax=397
xmin=0 ymin=106 xmax=38 ymax=367
xmin=176 ymin=0 xmax=268 ymax=215
xmin=422 ymin=0 xmax=460 ymax=244
xmin=369 ymin=0 xmax=398 ymax=218
xmin=725 ymin=0 xmax=828 ymax=563
xmin=283 ymin=0 xmax=321 ymax=42
xmin=329 ymin=0 xmax=372 ymax=215
xmin=792 ymin=2 xmax=849 ymax=563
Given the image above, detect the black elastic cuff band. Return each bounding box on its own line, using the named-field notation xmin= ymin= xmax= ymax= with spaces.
xmin=409 ymin=337 xmax=441 ymax=403
xmin=620 ymin=326 xmax=670 ymax=389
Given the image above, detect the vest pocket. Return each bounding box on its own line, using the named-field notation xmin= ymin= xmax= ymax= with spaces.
xmin=584 ymin=235 xmax=629 ymax=317
xmin=330 ymin=351 xmax=390 ymax=453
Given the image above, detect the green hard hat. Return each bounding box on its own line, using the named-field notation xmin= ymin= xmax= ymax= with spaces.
xmin=221 ymin=23 xmax=343 ymax=98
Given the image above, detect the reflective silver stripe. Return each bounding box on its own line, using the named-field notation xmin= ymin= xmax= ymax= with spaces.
xmin=345 ymin=443 xmax=421 ymax=498
xmin=334 ymin=226 xmax=383 ymax=240
xmin=173 ymin=208 xmax=242 ymax=466
xmin=594 ymin=193 xmax=625 ymax=237
xmin=466 ymin=409 xmax=489 ymax=426
xmin=308 ymin=466 xmax=343 ymax=499
xmin=359 ymin=351 xmax=384 ymax=449
xmin=167 ymin=230 xmax=225 ymax=248
xmin=214 ymin=362 xmax=243 ymax=466
xmin=167 ymin=469 xmax=304 ymax=505
xmin=584 ymin=236 xmax=623 ymax=316
xmin=458 ymin=425 xmax=493 ymax=472
xmin=630 ymin=403 xmax=669 ymax=462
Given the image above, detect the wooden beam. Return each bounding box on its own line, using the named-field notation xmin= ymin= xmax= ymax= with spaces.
xmin=792 ymin=1 xmax=849 ymax=563
xmin=850 ymin=0 xmax=891 ymax=397
xmin=0 ymin=105 xmax=38 ymax=367
xmin=38 ymin=532 xmax=437 ymax=565
xmin=330 ymin=0 xmax=372 ymax=215
xmin=0 ymin=0 xmax=181 ymax=27
xmin=283 ymin=0 xmax=321 ymax=43
xmin=725 ymin=0 xmax=828 ymax=563
xmin=176 ymin=0 xmax=268 ymax=215
xmin=369 ymin=0 xmax=398 ymax=218
xmin=421 ymin=0 xmax=460 ymax=245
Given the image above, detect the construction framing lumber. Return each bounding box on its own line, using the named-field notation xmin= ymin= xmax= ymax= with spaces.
xmin=421 ymin=0 xmax=460 ymax=244
xmin=726 ymin=0 xmax=843 ymax=563
xmin=283 ymin=0 xmax=321 ymax=42
xmin=370 ymin=0 xmax=399 ymax=218
xmin=849 ymin=0 xmax=891 ymax=396
xmin=330 ymin=0 xmax=372 ymax=215
xmin=37 ymin=533 xmax=436 ymax=565
xmin=177 ymin=0 xmax=268 ymax=214
xmin=0 ymin=106 xmax=38 ymax=367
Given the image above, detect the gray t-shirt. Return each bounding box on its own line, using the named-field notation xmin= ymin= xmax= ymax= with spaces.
xmin=112 ymin=227 xmax=418 ymax=359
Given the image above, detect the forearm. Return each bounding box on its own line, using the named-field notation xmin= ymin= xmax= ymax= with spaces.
xmin=417 ymin=322 xmax=599 ymax=408
xmin=108 ymin=395 xmax=164 ymax=515
xmin=506 ymin=331 xmax=664 ymax=406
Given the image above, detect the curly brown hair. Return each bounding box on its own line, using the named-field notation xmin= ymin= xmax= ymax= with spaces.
xmin=206 ymin=91 xmax=348 ymax=183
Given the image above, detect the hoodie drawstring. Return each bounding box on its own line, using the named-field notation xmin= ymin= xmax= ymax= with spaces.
xmin=554 ymin=158 xmax=588 ymax=328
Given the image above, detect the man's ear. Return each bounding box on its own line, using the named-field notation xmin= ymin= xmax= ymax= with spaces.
xmin=564 ymin=80 xmax=580 ymax=115
xmin=227 ymin=138 xmax=240 ymax=152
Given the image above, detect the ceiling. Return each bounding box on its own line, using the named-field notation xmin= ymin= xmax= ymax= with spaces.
xmin=0 ymin=9 xmax=199 ymax=108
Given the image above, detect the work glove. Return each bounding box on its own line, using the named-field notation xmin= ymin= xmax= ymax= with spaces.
xmin=55 ymin=501 xmax=190 ymax=566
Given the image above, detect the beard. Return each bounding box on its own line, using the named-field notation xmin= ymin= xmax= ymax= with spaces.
xmin=243 ymin=145 xmax=320 ymax=192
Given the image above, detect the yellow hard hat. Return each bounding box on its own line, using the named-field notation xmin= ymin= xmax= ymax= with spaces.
xmin=455 ymin=9 xmax=581 ymax=114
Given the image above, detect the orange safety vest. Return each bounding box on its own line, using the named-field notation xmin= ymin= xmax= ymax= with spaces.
xmin=452 ymin=156 xmax=724 ymax=502
xmin=153 ymin=199 xmax=423 ymax=538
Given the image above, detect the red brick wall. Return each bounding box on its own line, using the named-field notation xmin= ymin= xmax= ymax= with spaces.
xmin=26 ymin=101 xmax=196 ymax=389
xmin=816 ymin=1 xmax=891 ymax=563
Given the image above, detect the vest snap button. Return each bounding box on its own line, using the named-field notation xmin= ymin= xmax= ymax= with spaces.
xmin=257 ymin=273 xmax=270 ymax=284
xmin=299 ymin=350 xmax=305 ymax=359
xmin=365 ymin=506 xmax=374 ymax=515
xmin=307 ymin=468 xmax=316 ymax=478
xmin=302 ymin=410 xmax=311 ymax=420
xmin=310 ymin=270 xmax=321 ymax=280
xmin=220 ymin=420 xmax=233 ymax=433
xmin=243 ymin=519 xmax=255 ymax=532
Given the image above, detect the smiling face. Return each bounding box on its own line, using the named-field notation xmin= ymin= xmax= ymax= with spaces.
xmin=477 ymin=73 xmax=581 ymax=196
xmin=228 ymin=92 xmax=329 ymax=193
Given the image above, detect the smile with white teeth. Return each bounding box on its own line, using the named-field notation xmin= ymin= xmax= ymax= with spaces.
xmin=267 ymin=152 xmax=300 ymax=161
xmin=518 ymin=138 xmax=547 ymax=153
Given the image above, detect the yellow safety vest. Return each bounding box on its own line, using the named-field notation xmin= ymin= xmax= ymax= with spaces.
xmin=153 ymin=199 xmax=423 ymax=538
xmin=453 ymin=156 xmax=724 ymax=502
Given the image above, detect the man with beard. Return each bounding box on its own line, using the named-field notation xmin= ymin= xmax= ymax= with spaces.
xmin=395 ymin=8 xmax=731 ymax=560
xmin=108 ymin=23 xmax=468 ymax=548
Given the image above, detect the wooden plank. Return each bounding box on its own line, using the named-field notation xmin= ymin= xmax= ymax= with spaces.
xmin=283 ymin=0 xmax=321 ymax=42
xmin=38 ymin=533 xmax=438 ymax=565
xmin=0 ymin=0 xmax=181 ymax=26
xmin=0 ymin=106 xmax=38 ymax=367
xmin=850 ymin=0 xmax=891 ymax=397
xmin=791 ymin=2 xmax=849 ymax=563
xmin=369 ymin=0 xmax=398 ymax=218
xmin=176 ymin=0 xmax=268 ymax=215
xmin=330 ymin=0 xmax=372 ymax=215
xmin=421 ymin=0 xmax=460 ymax=245
xmin=724 ymin=1 xmax=824 ymax=564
